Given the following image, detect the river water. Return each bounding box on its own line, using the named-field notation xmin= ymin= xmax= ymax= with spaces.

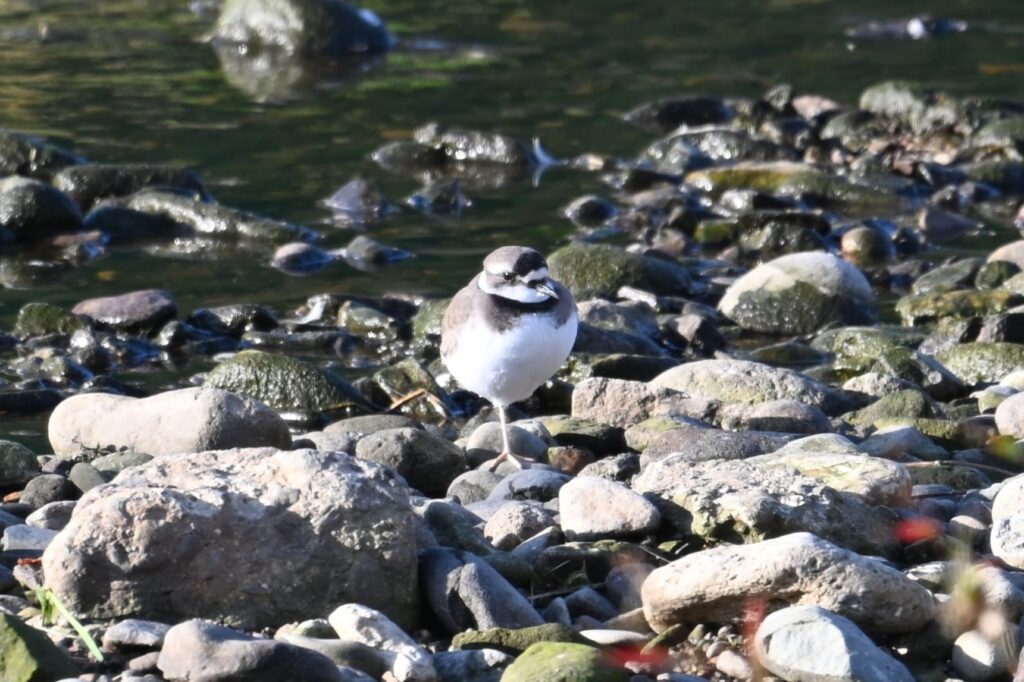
xmin=1 ymin=0 xmax=1023 ymax=447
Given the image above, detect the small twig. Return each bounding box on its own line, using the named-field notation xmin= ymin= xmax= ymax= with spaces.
xmin=388 ymin=388 xmax=426 ymax=411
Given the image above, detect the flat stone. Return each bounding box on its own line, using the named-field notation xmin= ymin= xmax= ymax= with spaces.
xmin=102 ymin=619 xmax=172 ymax=650
xmin=72 ymin=289 xmax=176 ymax=334
xmin=1 ymin=524 xmax=57 ymax=552
xmin=25 ymin=500 xmax=76 ymax=531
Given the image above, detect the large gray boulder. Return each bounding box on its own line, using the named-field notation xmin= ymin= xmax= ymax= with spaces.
xmin=48 ymin=387 xmax=291 ymax=456
xmin=42 ymin=448 xmax=419 ymax=629
xmin=719 ymin=251 xmax=877 ymax=334
xmin=641 ymin=532 xmax=935 ymax=634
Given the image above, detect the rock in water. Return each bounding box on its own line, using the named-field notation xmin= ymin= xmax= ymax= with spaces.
xmin=47 ymin=387 xmax=291 ymax=456
xmin=42 ymin=448 xmax=419 ymax=629
xmin=211 ymin=0 xmax=395 ymax=56
xmin=719 ymin=251 xmax=877 ymax=334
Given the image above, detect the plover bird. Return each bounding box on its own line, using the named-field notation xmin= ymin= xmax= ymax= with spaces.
xmin=442 ymin=246 xmax=578 ymax=467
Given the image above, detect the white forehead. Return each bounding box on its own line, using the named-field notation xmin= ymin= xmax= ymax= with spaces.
xmin=522 ymin=267 xmax=549 ymax=281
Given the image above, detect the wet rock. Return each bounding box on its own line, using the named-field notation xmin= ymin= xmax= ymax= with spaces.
xmin=486 ymin=468 xmax=571 ymax=503
xmin=641 ymin=532 xmax=935 ymax=634
xmin=859 ymin=80 xmax=959 ymax=133
xmin=840 ymin=225 xmax=895 ymax=266
xmin=896 ymin=289 xmax=1021 ymax=325
xmin=755 ymin=605 xmax=915 ymax=682
xmin=48 ymin=386 xmax=290 ymax=456
xmin=328 ymin=603 xmax=436 ymax=682
xmin=686 ymin=160 xmax=894 ymax=208
xmin=624 ymin=96 xmax=733 ymax=132
xmin=0 ymin=440 xmax=38 ymax=488
xmin=341 ymin=234 xmax=412 ymax=269
xmin=500 ymin=641 xmax=629 ymax=682
xmin=936 ymin=342 xmax=1024 ymax=385
xmin=420 ymin=547 xmax=543 ymax=633
xmin=323 ymin=177 xmax=392 ymax=226
xmin=634 ymin=456 xmax=895 ymax=555
xmin=918 ymin=206 xmax=978 ymax=242
xmin=0 ymin=176 xmax=82 ymax=241
xmin=43 ymin=448 xmax=419 ymax=629
xmin=963 ymin=160 xmax=1024 ymax=194
xmin=547 ymin=242 xmax=691 ymax=300
xmin=354 ymin=427 xmax=465 ymax=497
xmin=13 ymin=301 xmax=88 ymax=337
xmin=271 ymin=241 xmax=339 ymax=274
xmin=0 ymin=612 xmax=80 ymax=680
xmin=0 ymin=130 xmax=84 ymax=179
xmin=71 ymin=288 xmax=176 ymax=334
xmin=204 ymin=349 xmax=370 ymax=415
xmin=559 ymin=476 xmax=659 ymax=540
xmin=719 ymin=251 xmax=877 ymax=334
xmin=413 ymin=122 xmax=539 ymax=167
xmin=563 ymin=194 xmax=619 ymax=227
xmin=650 ymin=358 xmax=853 ymax=415
xmin=211 ymin=0 xmax=394 ymax=56
xmin=912 ymin=258 xmax=981 ymax=294
xmin=157 ymin=619 xmax=346 ymax=682
xmin=126 ymin=188 xmax=318 ymax=242
xmin=53 ymin=164 xmax=206 ymax=209
xmin=406 ymin=178 xmax=470 ymax=216
xmin=189 ymin=303 xmax=278 ymax=336
xmin=570 ymin=377 xmax=660 ymax=429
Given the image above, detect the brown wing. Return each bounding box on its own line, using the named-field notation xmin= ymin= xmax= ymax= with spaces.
xmin=440 ymin=283 xmax=478 ymax=359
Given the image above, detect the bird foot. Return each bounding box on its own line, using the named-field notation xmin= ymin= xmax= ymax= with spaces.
xmin=487 ymin=451 xmax=534 ymax=472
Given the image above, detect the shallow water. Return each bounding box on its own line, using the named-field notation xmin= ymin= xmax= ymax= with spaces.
xmin=1 ymin=0 xmax=1023 ymax=448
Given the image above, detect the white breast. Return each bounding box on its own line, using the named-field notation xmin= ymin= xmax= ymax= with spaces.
xmin=443 ymin=309 xmax=577 ymax=407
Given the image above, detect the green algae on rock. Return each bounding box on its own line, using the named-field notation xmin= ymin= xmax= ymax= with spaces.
xmin=452 ymin=623 xmax=586 ymax=654
xmin=936 ymin=342 xmax=1024 ymax=386
xmin=12 ymin=302 xmax=88 ymax=338
xmin=500 ymin=641 xmax=629 ymax=682
xmin=204 ymin=349 xmax=371 ymax=415
xmin=547 ymin=242 xmax=691 ymax=300
xmin=896 ymin=289 xmax=1022 ymax=325
xmin=0 ymin=612 xmax=80 ymax=682
xmin=719 ymin=252 xmax=877 ymax=335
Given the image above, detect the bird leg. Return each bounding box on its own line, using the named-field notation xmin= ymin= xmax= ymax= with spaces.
xmin=487 ymin=404 xmax=534 ymax=471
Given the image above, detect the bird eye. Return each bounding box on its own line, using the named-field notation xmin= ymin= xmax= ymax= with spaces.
xmin=502 ymin=272 xmax=515 ymax=282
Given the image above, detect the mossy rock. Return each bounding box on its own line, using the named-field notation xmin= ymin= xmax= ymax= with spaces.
xmin=935 ymin=342 xmax=1024 ymax=385
xmin=547 ymin=242 xmax=691 ymax=300
xmin=204 ymin=349 xmax=371 ymax=414
xmin=685 ymin=160 xmax=895 ymax=208
xmin=962 ymin=160 xmax=1024 ymax=194
xmin=368 ymin=358 xmax=448 ymax=424
xmin=843 ymin=389 xmax=936 ymax=426
xmin=624 ymin=417 xmax=686 ymax=452
xmin=536 ymin=416 xmax=626 ymax=455
xmin=411 ymin=297 xmax=450 ymax=344
xmin=0 ymin=440 xmax=38 ymax=488
xmin=859 ymin=80 xmax=960 ymax=133
xmin=452 ymin=623 xmax=586 ymax=654
xmin=13 ymin=302 xmax=88 ymax=338
xmin=976 ymin=261 xmax=1021 ymax=290
xmin=500 ymin=642 xmax=629 ymax=682
xmin=911 ymin=259 xmax=982 ymax=295
xmin=0 ymin=612 xmax=80 ymax=682
xmin=908 ymin=463 xmax=991 ymax=491
xmin=895 ymin=289 xmax=1022 ymax=326
xmin=872 ymin=418 xmax=965 ymax=448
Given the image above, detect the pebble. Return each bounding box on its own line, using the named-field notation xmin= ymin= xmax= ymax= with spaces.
xmin=483 ymin=501 xmax=556 ymax=550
